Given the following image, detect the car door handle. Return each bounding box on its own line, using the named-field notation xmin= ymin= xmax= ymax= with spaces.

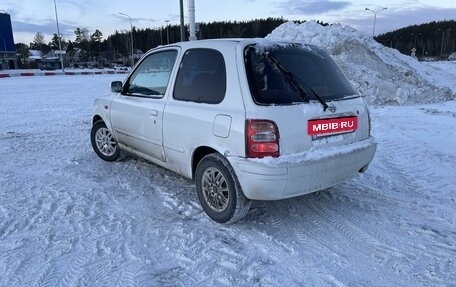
xmin=150 ymin=110 xmax=158 ymax=116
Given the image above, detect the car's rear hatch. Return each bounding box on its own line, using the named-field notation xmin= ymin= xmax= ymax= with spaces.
xmin=242 ymin=41 xmax=371 ymax=156
xmin=259 ymin=98 xmax=370 ymax=155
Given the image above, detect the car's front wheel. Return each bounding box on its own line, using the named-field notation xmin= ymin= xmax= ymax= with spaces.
xmin=195 ymin=153 xmax=251 ymax=223
xmin=90 ymin=120 xmax=120 ymax=161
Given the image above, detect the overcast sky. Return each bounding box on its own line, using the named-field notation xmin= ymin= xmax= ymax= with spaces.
xmin=2 ymin=0 xmax=456 ymax=44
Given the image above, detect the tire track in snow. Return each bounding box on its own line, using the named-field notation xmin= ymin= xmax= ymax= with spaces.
xmin=317 ymin=188 xmax=410 ymax=256
xmin=280 ymin=199 xmax=348 ymax=257
xmin=124 ymin=162 xmax=270 ymax=285
xmin=34 ymin=226 xmax=106 ymax=287
xmin=153 ymin=221 xmax=269 ymax=286
xmin=347 ymin=179 xmax=456 ymax=285
xmin=307 ymin=199 xmax=384 ymax=251
xmin=253 ymin=197 xmax=373 ymax=281
xmin=0 ymin=218 xmax=16 ymax=241
xmin=252 ymin=200 xmax=353 ymax=283
xmin=305 ymin=198 xmax=403 ymax=270
xmin=240 ymin=223 xmax=352 ymax=286
xmin=270 ymin=214 xmax=289 ymax=237
xmin=305 ymin=194 xmax=423 ymax=277
xmin=247 ymin=181 xmax=436 ymax=285
xmin=59 ymin=255 xmax=90 ymax=286
xmin=34 ymin=260 xmax=55 ymax=287
xmin=37 ymin=234 xmax=96 ymax=287
xmin=374 ymin=109 xmax=455 ymax=202
xmin=2 ymin=249 xmax=33 ymax=286
xmin=110 ymin=265 xmax=136 ymax=287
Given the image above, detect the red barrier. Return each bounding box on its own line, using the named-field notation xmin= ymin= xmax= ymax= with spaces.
xmin=0 ymin=70 xmax=120 ymax=78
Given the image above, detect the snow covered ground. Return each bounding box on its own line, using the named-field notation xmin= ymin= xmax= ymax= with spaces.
xmin=1 ymin=72 xmax=455 ymax=286
xmin=1 ymin=21 xmax=456 ymax=286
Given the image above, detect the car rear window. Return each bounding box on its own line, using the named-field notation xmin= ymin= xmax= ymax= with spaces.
xmin=244 ymin=43 xmax=357 ymax=105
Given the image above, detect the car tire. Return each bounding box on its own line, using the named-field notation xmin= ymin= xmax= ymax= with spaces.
xmin=91 ymin=120 xmax=120 ymax=162
xmin=195 ymin=153 xmax=251 ymax=223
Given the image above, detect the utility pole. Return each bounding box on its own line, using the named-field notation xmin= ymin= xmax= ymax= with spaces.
xmin=365 ymin=7 xmax=387 ymax=37
xmin=53 ymin=0 xmax=64 ymax=72
xmin=119 ymin=12 xmax=134 ymax=68
xmin=165 ymin=20 xmax=170 ymax=44
xmin=188 ymin=0 xmax=197 ymax=41
xmin=179 ymin=0 xmax=185 ymax=42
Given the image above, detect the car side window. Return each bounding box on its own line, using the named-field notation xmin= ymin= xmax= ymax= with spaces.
xmin=173 ymin=49 xmax=226 ymax=104
xmin=124 ymin=50 xmax=178 ymax=98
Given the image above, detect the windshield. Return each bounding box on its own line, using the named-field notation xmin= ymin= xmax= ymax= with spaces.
xmin=244 ymin=43 xmax=358 ymax=105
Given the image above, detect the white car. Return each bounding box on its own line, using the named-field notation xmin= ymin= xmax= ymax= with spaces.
xmin=91 ymin=39 xmax=377 ymax=223
xmin=113 ymin=65 xmax=130 ymax=72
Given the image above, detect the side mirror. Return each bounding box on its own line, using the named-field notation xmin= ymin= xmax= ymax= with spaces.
xmin=111 ymin=81 xmax=122 ymax=93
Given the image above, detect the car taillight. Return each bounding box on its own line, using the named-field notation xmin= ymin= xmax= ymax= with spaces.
xmin=246 ymin=119 xmax=280 ymax=158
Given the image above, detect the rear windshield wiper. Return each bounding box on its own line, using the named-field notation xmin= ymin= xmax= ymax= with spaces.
xmin=266 ymin=53 xmax=329 ymax=111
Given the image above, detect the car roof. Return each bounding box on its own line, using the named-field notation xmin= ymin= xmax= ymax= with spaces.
xmin=148 ymin=38 xmax=307 ymax=52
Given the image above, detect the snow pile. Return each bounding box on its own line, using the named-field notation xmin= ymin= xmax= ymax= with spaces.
xmin=267 ymin=21 xmax=456 ymax=106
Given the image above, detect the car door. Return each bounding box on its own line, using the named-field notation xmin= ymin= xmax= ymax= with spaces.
xmin=110 ymin=49 xmax=179 ymax=162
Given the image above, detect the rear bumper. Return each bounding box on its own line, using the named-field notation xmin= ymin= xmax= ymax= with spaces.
xmin=228 ymin=137 xmax=377 ymax=200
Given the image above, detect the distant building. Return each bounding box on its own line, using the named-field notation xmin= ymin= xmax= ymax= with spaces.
xmin=0 ymin=11 xmax=18 ymax=70
xmin=28 ymin=50 xmax=42 ymax=61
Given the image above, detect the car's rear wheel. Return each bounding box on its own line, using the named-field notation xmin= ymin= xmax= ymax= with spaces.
xmin=91 ymin=120 xmax=120 ymax=161
xmin=195 ymin=153 xmax=251 ymax=223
